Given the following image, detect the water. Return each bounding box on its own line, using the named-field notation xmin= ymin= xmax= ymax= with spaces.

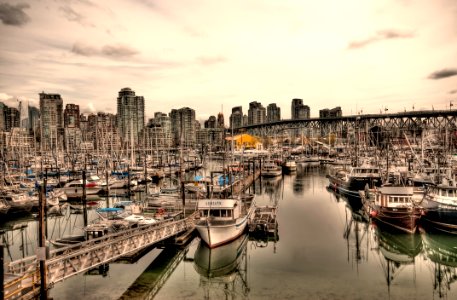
xmin=2 ymin=164 xmax=457 ymax=299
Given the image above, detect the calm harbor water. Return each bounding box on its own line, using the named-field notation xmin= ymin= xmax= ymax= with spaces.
xmin=2 ymin=164 xmax=457 ymax=299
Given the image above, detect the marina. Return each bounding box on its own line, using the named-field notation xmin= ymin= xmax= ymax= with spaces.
xmin=1 ymin=110 xmax=457 ymax=299
xmin=1 ymin=157 xmax=457 ymax=299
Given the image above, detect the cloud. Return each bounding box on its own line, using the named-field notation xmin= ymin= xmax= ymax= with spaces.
xmin=71 ymin=42 xmax=98 ymax=56
xmin=0 ymin=2 xmax=30 ymax=26
xmin=196 ymin=55 xmax=227 ymax=66
xmin=101 ymin=44 xmax=139 ymax=57
xmin=80 ymin=102 xmax=97 ymax=114
xmin=428 ymin=68 xmax=457 ymax=80
xmin=347 ymin=29 xmax=414 ymax=49
xmin=0 ymin=92 xmax=37 ymax=108
xmin=59 ymin=5 xmax=94 ymax=27
xmin=0 ymin=92 xmax=14 ymax=101
xmin=71 ymin=42 xmax=139 ymax=58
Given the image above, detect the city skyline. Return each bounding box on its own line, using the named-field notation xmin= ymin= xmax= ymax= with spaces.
xmin=1 ymin=0 xmax=457 ymax=122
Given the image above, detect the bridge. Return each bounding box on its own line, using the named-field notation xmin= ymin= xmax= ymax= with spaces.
xmin=3 ymin=213 xmax=197 ymax=299
xmin=236 ymin=109 xmax=457 ymax=136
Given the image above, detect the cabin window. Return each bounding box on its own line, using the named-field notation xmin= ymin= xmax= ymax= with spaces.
xmin=210 ymin=210 xmax=221 ymax=217
xmin=227 ymin=210 xmax=232 ymax=218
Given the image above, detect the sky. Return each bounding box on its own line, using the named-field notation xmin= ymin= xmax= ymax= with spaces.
xmin=0 ymin=0 xmax=456 ymax=123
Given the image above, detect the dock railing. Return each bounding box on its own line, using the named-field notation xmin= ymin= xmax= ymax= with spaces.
xmin=5 ymin=212 xmax=198 ymax=288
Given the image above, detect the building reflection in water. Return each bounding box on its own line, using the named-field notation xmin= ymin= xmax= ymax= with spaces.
xmin=193 ymin=234 xmax=250 ymax=299
xmin=420 ymin=227 xmax=457 ymax=298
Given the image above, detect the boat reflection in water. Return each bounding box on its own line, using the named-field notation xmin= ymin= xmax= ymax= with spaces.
xmin=420 ymin=227 xmax=457 ymax=298
xmin=374 ymin=226 xmax=422 ymax=291
xmin=327 ymin=187 xmax=370 ymax=265
xmin=194 ymin=234 xmax=249 ymax=299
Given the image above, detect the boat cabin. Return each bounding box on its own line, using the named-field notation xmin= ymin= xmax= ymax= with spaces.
xmin=375 ymin=186 xmax=414 ymax=208
xmin=197 ymin=199 xmax=240 ymax=220
xmin=351 ymin=167 xmax=381 ymax=177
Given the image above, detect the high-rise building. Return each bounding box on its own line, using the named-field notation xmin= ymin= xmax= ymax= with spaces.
xmin=204 ymin=116 xmax=217 ymax=128
xmin=144 ymin=112 xmax=172 ymax=150
xmin=64 ymin=104 xmax=80 ymax=128
xmin=0 ymin=102 xmax=6 ymax=131
xmin=28 ymin=106 xmax=40 ymax=135
xmin=94 ymin=112 xmax=120 ymax=152
xmin=267 ymin=103 xmax=281 ymax=122
xmin=39 ymin=92 xmax=64 ymax=151
xmin=291 ymin=98 xmax=310 ymax=119
xmin=217 ymin=112 xmax=225 ymax=128
xmin=5 ymin=106 xmax=20 ymax=131
xmin=319 ymin=106 xmax=342 ymax=118
xmin=170 ymin=107 xmax=196 ymax=148
xmin=230 ymin=106 xmax=244 ymax=129
xmin=196 ymin=128 xmax=224 ymax=151
xmin=248 ymin=101 xmax=266 ymax=125
xmin=116 ymin=87 xmax=145 ymax=146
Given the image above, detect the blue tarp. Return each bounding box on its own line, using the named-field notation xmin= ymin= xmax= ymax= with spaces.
xmin=218 ymin=175 xmax=233 ymax=186
xmin=97 ymin=207 xmax=123 ymax=212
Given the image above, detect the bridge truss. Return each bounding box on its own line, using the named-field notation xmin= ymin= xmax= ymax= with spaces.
xmin=239 ymin=110 xmax=457 ymax=137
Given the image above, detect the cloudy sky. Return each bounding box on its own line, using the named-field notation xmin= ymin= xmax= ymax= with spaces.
xmin=0 ymin=0 xmax=456 ymax=122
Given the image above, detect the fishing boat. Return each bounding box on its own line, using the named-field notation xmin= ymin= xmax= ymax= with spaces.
xmin=361 ymin=186 xmax=422 ymax=234
xmin=195 ymin=196 xmax=256 ymax=248
xmin=421 ymin=178 xmax=457 ymax=234
xmin=327 ymin=165 xmax=382 ymax=198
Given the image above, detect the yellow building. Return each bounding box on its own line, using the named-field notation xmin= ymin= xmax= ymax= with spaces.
xmin=226 ymin=133 xmax=263 ymax=151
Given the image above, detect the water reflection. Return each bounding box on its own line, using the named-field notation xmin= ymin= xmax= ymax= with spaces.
xmin=194 ymin=234 xmax=249 ymax=299
xmin=421 ymin=227 xmax=457 ymax=298
xmin=261 ymin=176 xmax=283 ymax=202
xmin=327 ymin=187 xmax=370 ymax=266
xmin=119 ymin=247 xmax=189 ymax=299
xmin=5 ymin=166 xmax=457 ymax=299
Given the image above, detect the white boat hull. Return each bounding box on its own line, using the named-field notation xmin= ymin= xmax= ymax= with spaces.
xmin=196 ymin=216 xmax=250 ymax=248
xmin=64 ymin=187 xmax=101 ymax=198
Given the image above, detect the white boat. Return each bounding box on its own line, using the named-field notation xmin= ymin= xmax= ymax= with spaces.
xmin=261 ymin=161 xmax=282 ymax=177
xmin=63 ymin=179 xmax=101 ymax=198
xmin=282 ymin=159 xmax=297 ymax=172
xmin=124 ymin=214 xmax=158 ymax=225
xmin=195 ymin=196 xmax=256 ymax=248
xmin=0 ymin=189 xmax=35 ymax=213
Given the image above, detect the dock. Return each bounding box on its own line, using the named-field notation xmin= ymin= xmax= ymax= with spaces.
xmin=3 ymin=212 xmax=198 ymax=299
